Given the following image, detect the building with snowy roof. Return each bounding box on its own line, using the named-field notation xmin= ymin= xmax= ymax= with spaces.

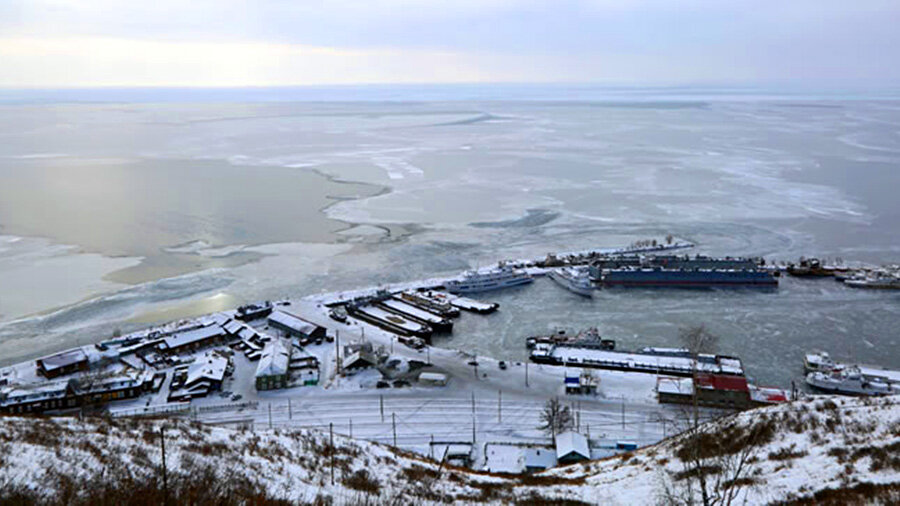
xmin=0 ymin=380 xmax=76 ymax=414
xmin=555 ymin=431 xmax=590 ymax=465
xmin=524 ymin=448 xmax=558 ymax=473
xmin=268 ymin=310 xmax=326 ymax=341
xmin=36 ymin=348 xmax=89 ymax=378
xmin=73 ymin=370 xmax=155 ymax=405
xmin=255 ymin=339 xmax=292 ymax=391
xmin=655 ymin=374 xmax=788 ymax=410
xmin=158 ymin=325 xmax=226 ymax=354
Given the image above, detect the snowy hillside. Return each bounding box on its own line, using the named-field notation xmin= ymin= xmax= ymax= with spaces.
xmin=1 ymin=395 xmax=899 ymax=505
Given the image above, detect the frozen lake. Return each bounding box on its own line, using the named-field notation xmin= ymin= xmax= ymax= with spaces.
xmin=1 ymin=86 xmax=898 ymax=385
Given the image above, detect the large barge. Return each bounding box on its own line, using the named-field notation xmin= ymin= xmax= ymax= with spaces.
xmin=588 ymin=254 xmax=776 ymax=289
xmin=346 ymin=304 xmax=433 ymax=339
xmin=595 ymin=268 xmax=778 ymax=288
xmin=377 ymin=298 xmax=453 ymax=333
xmin=530 ymin=341 xmax=745 ymax=378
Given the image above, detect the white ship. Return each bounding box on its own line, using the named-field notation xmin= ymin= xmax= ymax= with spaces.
xmin=806 ymin=367 xmax=895 ymax=396
xmin=843 ymin=272 xmax=900 ymax=289
xmin=804 ymin=351 xmax=900 ymax=385
xmin=444 ymin=263 xmax=533 ymax=294
xmin=548 ymin=267 xmax=594 ymax=298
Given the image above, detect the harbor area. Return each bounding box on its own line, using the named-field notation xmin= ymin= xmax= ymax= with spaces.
xmin=0 ymin=240 xmax=895 ymax=472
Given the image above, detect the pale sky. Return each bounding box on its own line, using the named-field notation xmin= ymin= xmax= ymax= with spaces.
xmin=1 ymin=0 xmax=899 ymax=88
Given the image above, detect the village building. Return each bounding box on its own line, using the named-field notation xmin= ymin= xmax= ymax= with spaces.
xmin=268 ymin=310 xmax=326 ymax=341
xmin=169 ymin=354 xmax=228 ymax=402
xmin=255 ymin=338 xmax=292 ymax=391
xmin=36 ymin=348 xmax=89 ymax=378
xmin=524 ymin=448 xmax=558 ymax=473
xmin=0 ymin=380 xmax=76 ymax=414
xmin=657 ymin=374 xmax=791 ymax=409
xmin=555 ymin=431 xmax=591 ymax=465
xmin=343 ymin=351 xmax=379 ymax=372
xmin=158 ymin=325 xmax=226 ymax=355
xmin=74 ymin=370 xmax=156 ymax=406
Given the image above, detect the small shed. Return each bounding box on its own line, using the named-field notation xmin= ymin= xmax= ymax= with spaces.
xmin=343 ymin=351 xmax=378 ymax=371
xmin=555 ymin=431 xmax=590 ymax=465
xmin=418 ymin=371 xmax=448 ymax=386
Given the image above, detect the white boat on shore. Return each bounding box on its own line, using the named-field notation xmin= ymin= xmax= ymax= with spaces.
xmin=806 ymin=367 xmax=895 ymax=396
xmin=548 ymin=267 xmax=594 ymax=298
xmin=804 ymin=351 xmax=900 ymax=385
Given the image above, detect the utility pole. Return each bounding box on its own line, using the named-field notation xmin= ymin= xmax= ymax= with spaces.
xmin=392 ymin=412 xmax=397 ymax=447
xmin=430 ymin=434 xmax=434 ymax=459
xmin=525 ymin=361 xmax=529 ymax=387
xmin=621 ymin=396 xmax=625 ymax=430
xmin=498 ymin=390 xmax=502 ymax=423
xmin=336 ymin=330 xmax=341 ymax=375
xmin=268 ymin=403 xmax=272 ymax=429
xmin=329 ymin=423 xmax=335 ymax=485
xmin=288 ymin=398 xmax=292 ymax=420
xmin=380 ymin=395 xmax=384 ymax=423
xmin=349 ymin=418 xmax=353 ymax=439
xmin=471 ymin=391 xmax=475 ymax=415
xmin=160 ymin=426 xmax=169 ymax=506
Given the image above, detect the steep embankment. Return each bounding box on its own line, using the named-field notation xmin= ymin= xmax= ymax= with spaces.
xmin=1 ymin=396 xmax=899 ymax=505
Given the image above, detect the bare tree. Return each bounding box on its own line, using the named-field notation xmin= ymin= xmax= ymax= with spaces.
xmin=538 ymin=397 xmax=573 ymax=442
xmin=657 ymin=325 xmax=763 ymax=506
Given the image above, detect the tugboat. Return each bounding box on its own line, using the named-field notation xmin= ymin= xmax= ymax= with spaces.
xmin=786 ymin=257 xmax=849 ymax=278
xmin=806 ymin=367 xmax=895 ymax=396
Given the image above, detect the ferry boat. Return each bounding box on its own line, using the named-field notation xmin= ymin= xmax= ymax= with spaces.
xmin=806 ymin=368 xmax=895 ymax=396
xmin=444 ymin=263 xmax=533 ymax=294
xmin=548 ymin=267 xmax=594 ymax=297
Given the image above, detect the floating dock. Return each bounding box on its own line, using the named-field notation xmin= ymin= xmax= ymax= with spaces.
xmin=378 ymin=299 xmax=453 ymax=333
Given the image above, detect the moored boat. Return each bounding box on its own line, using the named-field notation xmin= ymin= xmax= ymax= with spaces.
xmin=806 ymin=367 xmax=895 ymax=396
xmin=548 ymin=267 xmax=594 ymax=297
xmin=444 ymin=262 xmax=533 ymax=294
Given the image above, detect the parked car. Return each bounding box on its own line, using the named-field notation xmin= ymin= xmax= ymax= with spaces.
xmin=499 ymin=361 xmax=507 ymax=370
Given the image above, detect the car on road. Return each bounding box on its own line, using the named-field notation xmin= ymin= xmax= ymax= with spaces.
xmin=499 ymin=361 xmax=507 ymax=370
